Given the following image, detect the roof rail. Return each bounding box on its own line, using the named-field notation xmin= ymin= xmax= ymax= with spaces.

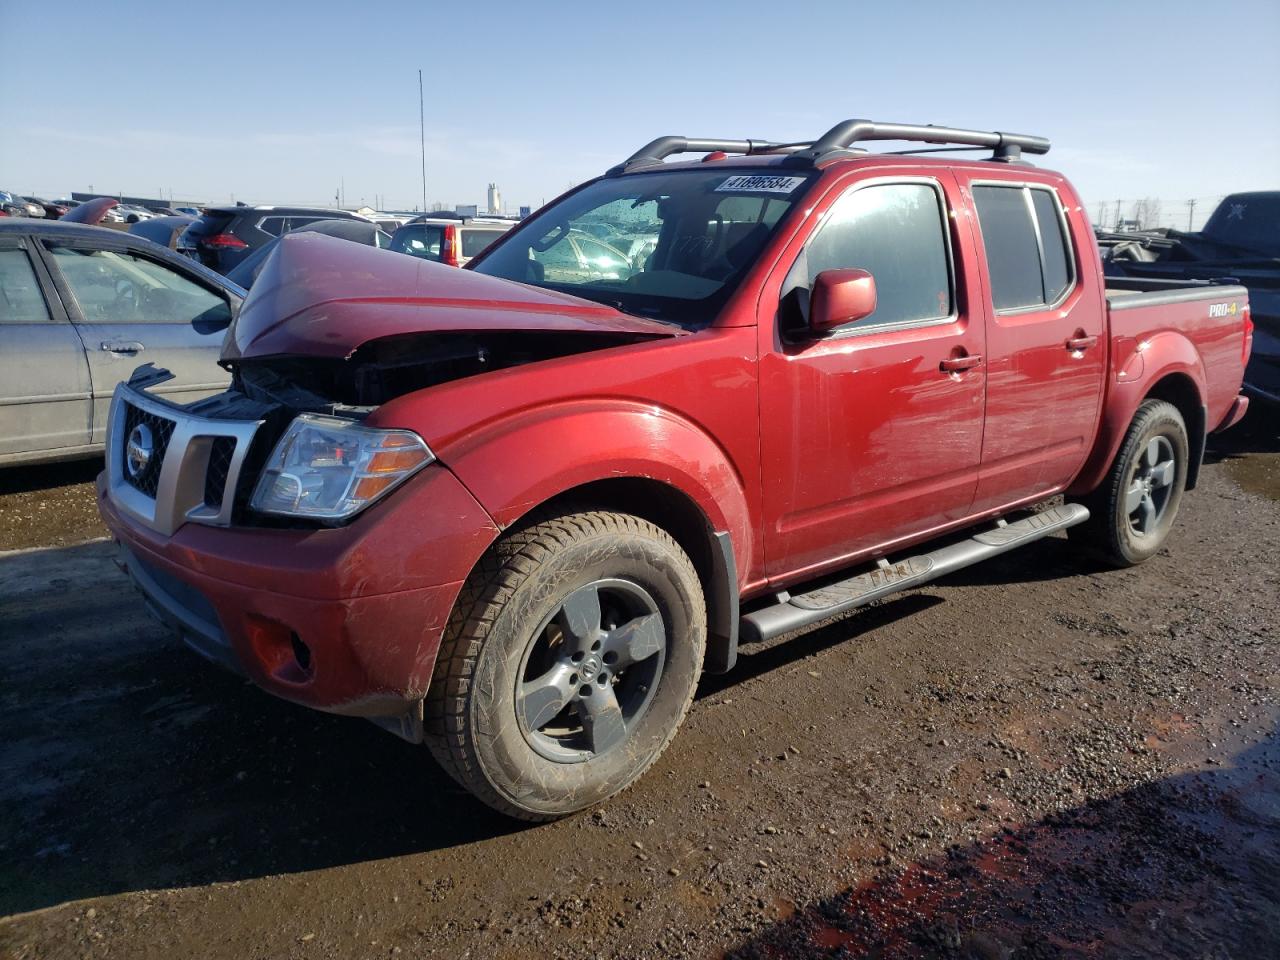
xmin=607 ymin=137 xmax=791 ymax=175
xmin=786 ymin=119 xmax=1050 ymax=165
xmin=606 ymin=120 xmax=1050 ymax=175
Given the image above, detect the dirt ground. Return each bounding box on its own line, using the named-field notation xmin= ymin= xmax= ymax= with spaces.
xmin=0 ymin=413 xmax=1276 ymax=959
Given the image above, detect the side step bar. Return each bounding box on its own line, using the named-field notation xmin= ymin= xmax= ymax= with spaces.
xmin=740 ymin=504 xmax=1090 ymax=644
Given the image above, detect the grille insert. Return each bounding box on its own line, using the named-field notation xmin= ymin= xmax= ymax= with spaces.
xmin=204 ymin=436 xmax=237 ymax=509
xmin=121 ymin=404 xmax=176 ymax=498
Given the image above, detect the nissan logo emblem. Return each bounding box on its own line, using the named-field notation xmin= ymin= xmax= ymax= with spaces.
xmin=126 ymin=423 xmax=154 ymax=479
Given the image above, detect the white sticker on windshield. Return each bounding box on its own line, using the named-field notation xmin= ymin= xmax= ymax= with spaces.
xmin=715 ymin=175 xmax=807 ymax=194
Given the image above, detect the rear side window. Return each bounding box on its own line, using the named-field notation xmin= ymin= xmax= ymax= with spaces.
xmin=0 ymin=248 xmax=53 ymax=323
xmin=973 ymin=185 xmax=1074 ymax=311
xmin=805 ymin=182 xmax=952 ymax=329
xmin=461 ymin=229 xmax=503 ymax=258
xmin=390 ymin=224 xmax=444 ymax=261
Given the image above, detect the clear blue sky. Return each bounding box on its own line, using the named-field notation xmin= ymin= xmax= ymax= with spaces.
xmin=2 ymin=0 xmax=1277 ymax=227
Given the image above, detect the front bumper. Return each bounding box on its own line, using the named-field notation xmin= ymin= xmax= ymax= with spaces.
xmin=97 ymin=386 xmax=500 ymax=730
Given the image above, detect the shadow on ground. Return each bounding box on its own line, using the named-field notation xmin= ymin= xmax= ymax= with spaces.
xmin=0 ymin=458 xmax=102 ymax=496
xmin=0 ymin=542 xmax=944 ymax=916
xmin=725 ymin=727 xmax=1280 ymax=959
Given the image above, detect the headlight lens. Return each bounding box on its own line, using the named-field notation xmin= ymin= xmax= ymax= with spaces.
xmin=250 ymin=414 xmax=434 ymax=520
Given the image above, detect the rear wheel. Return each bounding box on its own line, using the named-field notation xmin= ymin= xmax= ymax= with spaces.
xmin=425 ymin=510 xmax=705 ymax=820
xmin=1070 ymin=399 xmax=1188 ymax=567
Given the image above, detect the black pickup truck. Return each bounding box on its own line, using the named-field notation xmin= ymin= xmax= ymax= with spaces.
xmin=1100 ymin=191 xmax=1278 ymax=404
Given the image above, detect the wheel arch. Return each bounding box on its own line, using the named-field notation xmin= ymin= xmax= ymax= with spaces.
xmin=1143 ymin=371 xmax=1206 ymax=490
xmin=505 ymin=476 xmax=741 ymax=675
xmin=1069 ymin=355 xmax=1206 ymax=497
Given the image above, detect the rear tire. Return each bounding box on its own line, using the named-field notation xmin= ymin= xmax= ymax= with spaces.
xmin=425 ymin=510 xmax=705 ymax=821
xmin=1070 ymin=399 xmax=1188 ymax=567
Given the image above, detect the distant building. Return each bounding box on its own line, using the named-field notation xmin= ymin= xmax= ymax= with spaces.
xmin=487 ymin=183 xmax=502 ymax=215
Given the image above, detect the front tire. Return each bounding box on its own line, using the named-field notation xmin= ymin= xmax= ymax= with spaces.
xmin=1070 ymin=399 xmax=1189 ymax=567
xmin=425 ymin=510 xmax=706 ymax=821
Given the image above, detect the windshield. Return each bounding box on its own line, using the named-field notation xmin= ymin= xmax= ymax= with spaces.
xmin=471 ymin=168 xmax=816 ymax=327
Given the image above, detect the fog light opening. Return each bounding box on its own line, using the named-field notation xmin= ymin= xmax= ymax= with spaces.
xmin=290 ymin=632 xmax=313 ymax=673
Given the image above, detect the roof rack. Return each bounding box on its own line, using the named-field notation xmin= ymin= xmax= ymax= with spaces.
xmin=607 ymin=119 xmax=1050 ymax=175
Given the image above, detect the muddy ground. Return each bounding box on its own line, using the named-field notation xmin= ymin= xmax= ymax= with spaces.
xmin=0 ymin=414 xmax=1277 ymax=959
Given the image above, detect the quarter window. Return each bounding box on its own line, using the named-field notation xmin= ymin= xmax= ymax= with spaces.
xmin=1031 ymin=190 xmax=1071 ymax=303
xmin=257 ymin=216 xmax=287 ymax=236
xmin=973 ymin=185 xmax=1074 ymax=311
xmin=805 ymin=182 xmax=952 ymax=329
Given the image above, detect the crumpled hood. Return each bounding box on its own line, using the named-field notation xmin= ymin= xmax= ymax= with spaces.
xmin=223 ymin=233 xmax=682 ymax=361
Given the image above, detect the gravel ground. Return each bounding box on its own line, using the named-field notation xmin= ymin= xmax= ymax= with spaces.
xmin=0 ymin=413 xmax=1276 ymax=959
xmin=0 ymin=458 xmax=105 ymax=552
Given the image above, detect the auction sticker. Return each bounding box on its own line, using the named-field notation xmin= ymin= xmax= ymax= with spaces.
xmin=715 ymin=175 xmax=807 ymax=194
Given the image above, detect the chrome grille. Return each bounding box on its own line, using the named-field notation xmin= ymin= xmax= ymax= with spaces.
xmin=106 ymin=382 xmax=264 ymax=536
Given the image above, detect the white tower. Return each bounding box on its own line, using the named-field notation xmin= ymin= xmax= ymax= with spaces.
xmin=487 ymin=183 xmax=502 ymax=215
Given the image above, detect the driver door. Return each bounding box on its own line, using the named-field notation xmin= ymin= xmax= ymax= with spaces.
xmin=758 ymin=171 xmax=988 ymax=581
xmin=39 ymin=240 xmax=234 ymax=442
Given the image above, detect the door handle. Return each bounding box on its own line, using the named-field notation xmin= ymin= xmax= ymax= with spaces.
xmin=1066 ymin=334 xmax=1098 ymax=352
xmin=940 ymin=353 xmax=983 ymax=373
xmin=101 ymin=340 xmax=145 ymax=355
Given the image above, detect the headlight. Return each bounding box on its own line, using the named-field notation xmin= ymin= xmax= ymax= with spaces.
xmin=250 ymin=414 xmax=434 ymax=520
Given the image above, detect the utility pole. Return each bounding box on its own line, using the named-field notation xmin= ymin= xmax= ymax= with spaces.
xmin=1186 ymin=198 xmax=1197 ymax=231
xmin=1096 ymin=201 xmax=1106 ymax=229
xmin=1113 ymin=199 xmax=1122 ymax=228
xmin=419 ymin=69 xmax=428 ymax=218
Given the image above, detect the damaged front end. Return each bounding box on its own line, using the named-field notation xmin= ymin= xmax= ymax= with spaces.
xmin=112 ymin=328 xmax=674 ymax=536
xmin=107 ymin=233 xmax=683 ymax=534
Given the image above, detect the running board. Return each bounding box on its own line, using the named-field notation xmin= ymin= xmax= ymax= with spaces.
xmin=740 ymin=504 xmax=1090 ymax=644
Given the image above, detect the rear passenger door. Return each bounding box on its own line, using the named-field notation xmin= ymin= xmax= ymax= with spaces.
xmin=39 ymin=240 xmax=234 ymax=442
xmin=0 ymin=236 xmax=93 ymax=459
xmin=962 ymin=179 xmax=1105 ymax=512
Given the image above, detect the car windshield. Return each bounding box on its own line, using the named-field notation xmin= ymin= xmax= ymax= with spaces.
xmin=471 ymin=168 xmax=816 ymax=327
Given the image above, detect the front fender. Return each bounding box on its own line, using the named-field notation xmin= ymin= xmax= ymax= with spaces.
xmin=436 ymin=398 xmax=754 ymax=581
xmin=1068 ymin=331 xmax=1206 ymax=496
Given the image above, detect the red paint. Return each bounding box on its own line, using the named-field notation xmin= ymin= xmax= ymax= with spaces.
xmin=99 ymin=150 xmax=1251 ymax=717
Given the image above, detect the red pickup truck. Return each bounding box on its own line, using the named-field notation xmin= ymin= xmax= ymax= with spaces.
xmin=98 ymin=119 xmax=1252 ymax=820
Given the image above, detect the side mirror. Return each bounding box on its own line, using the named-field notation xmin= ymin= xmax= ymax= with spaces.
xmin=810 ymin=268 xmax=877 ymax=334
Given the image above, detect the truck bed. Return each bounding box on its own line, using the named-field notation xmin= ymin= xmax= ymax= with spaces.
xmin=1104 ymin=276 xmax=1250 ymax=433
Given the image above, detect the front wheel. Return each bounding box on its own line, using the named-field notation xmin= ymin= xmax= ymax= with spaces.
xmin=425 ymin=510 xmax=706 ymax=820
xmin=1070 ymin=399 xmax=1189 ymax=567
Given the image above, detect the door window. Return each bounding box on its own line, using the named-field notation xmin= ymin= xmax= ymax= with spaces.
xmin=0 ymin=249 xmax=53 ymax=323
xmin=47 ymin=246 xmax=232 ymax=326
xmin=973 ymin=185 xmax=1075 ymax=311
xmin=803 ymin=182 xmax=952 ymax=330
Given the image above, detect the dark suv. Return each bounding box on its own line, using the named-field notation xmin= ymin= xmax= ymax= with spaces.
xmin=180 ymin=205 xmax=370 ymax=273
